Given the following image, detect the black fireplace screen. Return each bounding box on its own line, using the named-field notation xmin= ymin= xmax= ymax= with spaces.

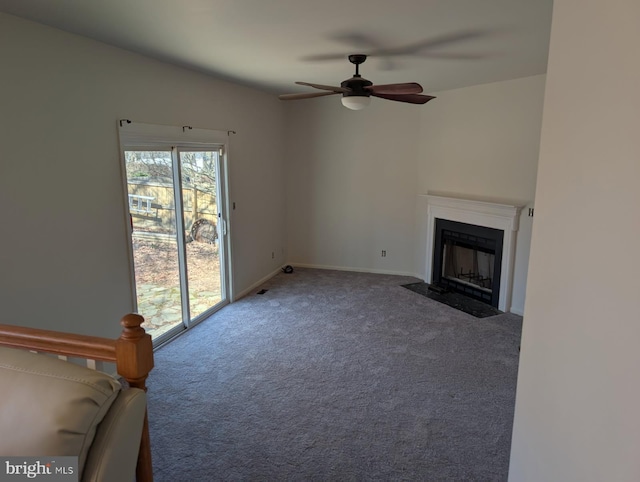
xmin=432 ymin=219 xmax=504 ymax=307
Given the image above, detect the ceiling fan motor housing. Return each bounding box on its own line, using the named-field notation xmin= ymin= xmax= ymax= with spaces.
xmin=341 ymin=76 xmax=373 ymax=97
xmin=343 ymin=54 xmax=371 ymax=97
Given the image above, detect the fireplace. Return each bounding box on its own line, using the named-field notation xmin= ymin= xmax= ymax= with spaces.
xmin=424 ymin=194 xmax=523 ymax=312
xmin=432 ymin=219 xmax=504 ymax=308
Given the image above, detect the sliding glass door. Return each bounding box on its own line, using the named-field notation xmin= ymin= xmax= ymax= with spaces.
xmin=124 ymin=147 xmax=228 ymax=344
xmin=179 ymin=150 xmax=225 ymax=318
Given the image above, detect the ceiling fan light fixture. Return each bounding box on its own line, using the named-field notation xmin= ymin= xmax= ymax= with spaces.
xmin=341 ymin=95 xmax=371 ymax=110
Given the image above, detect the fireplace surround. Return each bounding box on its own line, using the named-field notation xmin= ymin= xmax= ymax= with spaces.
xmin=425 ymin=194 xmax=523 ymax=312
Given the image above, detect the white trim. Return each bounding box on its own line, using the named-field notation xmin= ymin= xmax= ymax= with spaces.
xmin=424 ymin=194 xmax=523 ymax=312
xmin=233 ymin=267 xmax=283 ymax=300
xmin=291 ymin=263 xmax=420 ymax=279
xmin=510 ymin=306 xmax=525 ymax=316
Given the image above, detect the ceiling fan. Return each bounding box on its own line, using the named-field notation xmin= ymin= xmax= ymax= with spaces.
xmin=279 ymin=54 xmax=435 ymax=110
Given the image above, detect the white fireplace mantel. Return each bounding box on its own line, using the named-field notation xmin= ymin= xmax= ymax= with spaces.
xmin=425 ymin=194 xmax=524 ymax=312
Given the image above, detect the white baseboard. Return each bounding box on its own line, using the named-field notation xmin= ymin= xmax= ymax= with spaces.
xmin=233 ymin=267 xmax=283 ymax=301
xmin=291 ymin=263 xmax=421 ymax=280
xmin=509 ymin=306 xmax=525 ymax=316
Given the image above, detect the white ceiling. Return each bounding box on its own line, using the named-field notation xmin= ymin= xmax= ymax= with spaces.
xmin=0 ymin=0 xmax=553 ymax=95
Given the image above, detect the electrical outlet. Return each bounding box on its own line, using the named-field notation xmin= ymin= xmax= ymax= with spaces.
xmin=381 ymin=250 xmax=387 ymax=257
xmin=271 ymin=251 xmax=275 ymax=259
xmin=528 ymin=208 xmax=534 ymax=217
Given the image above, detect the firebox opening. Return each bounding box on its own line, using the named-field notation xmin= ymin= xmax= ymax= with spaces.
xmin=443 ymin=241 xmax=495 ymax=293
xmin=432 ymin=219 xmax=504 ymax=308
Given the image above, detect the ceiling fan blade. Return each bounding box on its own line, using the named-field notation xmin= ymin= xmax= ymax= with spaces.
xmin=413 ymin=52 xmax=489 ymax=60
xmin=295 ymin=81 xmax=348 ymax=93
xmin=330 ymin=32 xmax=382 ymax=49
xmin=302 ymin=30 xmax=492 ymax=66
xmin=300 ymin=52 xmax=349 ymax=62
xmin=371 ymin=92 xmax=436 ymax=105
xmin=366 ymin=82 xmax=423 ymax=95
xmin=393 ymin=30 xmax=489 ymax=55
xmin=279 ymin=91 xmax=339 ymax=100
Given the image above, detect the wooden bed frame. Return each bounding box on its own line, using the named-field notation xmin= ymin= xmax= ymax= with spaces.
xmin=0 ymin=313 xmax=154 ymax=482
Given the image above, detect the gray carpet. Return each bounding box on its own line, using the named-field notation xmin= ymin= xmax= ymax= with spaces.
xmin=147 ymin=268 xmax=522 ymax=481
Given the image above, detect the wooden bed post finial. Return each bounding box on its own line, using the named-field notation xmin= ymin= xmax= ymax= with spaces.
xmin=115 ymin=313 xmax=154 ymax=391
xmin=119 ymin=313 xmax=146 ymax=341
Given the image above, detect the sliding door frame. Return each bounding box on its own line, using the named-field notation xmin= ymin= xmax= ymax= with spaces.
xmin=118 ymin=121 xmax=234 ymax=347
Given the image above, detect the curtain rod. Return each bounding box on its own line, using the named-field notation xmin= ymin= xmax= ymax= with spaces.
xmin=119 ymin=119 xmax=236 ymax=136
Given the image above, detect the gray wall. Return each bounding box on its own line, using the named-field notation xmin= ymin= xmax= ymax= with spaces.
xmin=0 ymin=13 xmax=286 ymax=337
